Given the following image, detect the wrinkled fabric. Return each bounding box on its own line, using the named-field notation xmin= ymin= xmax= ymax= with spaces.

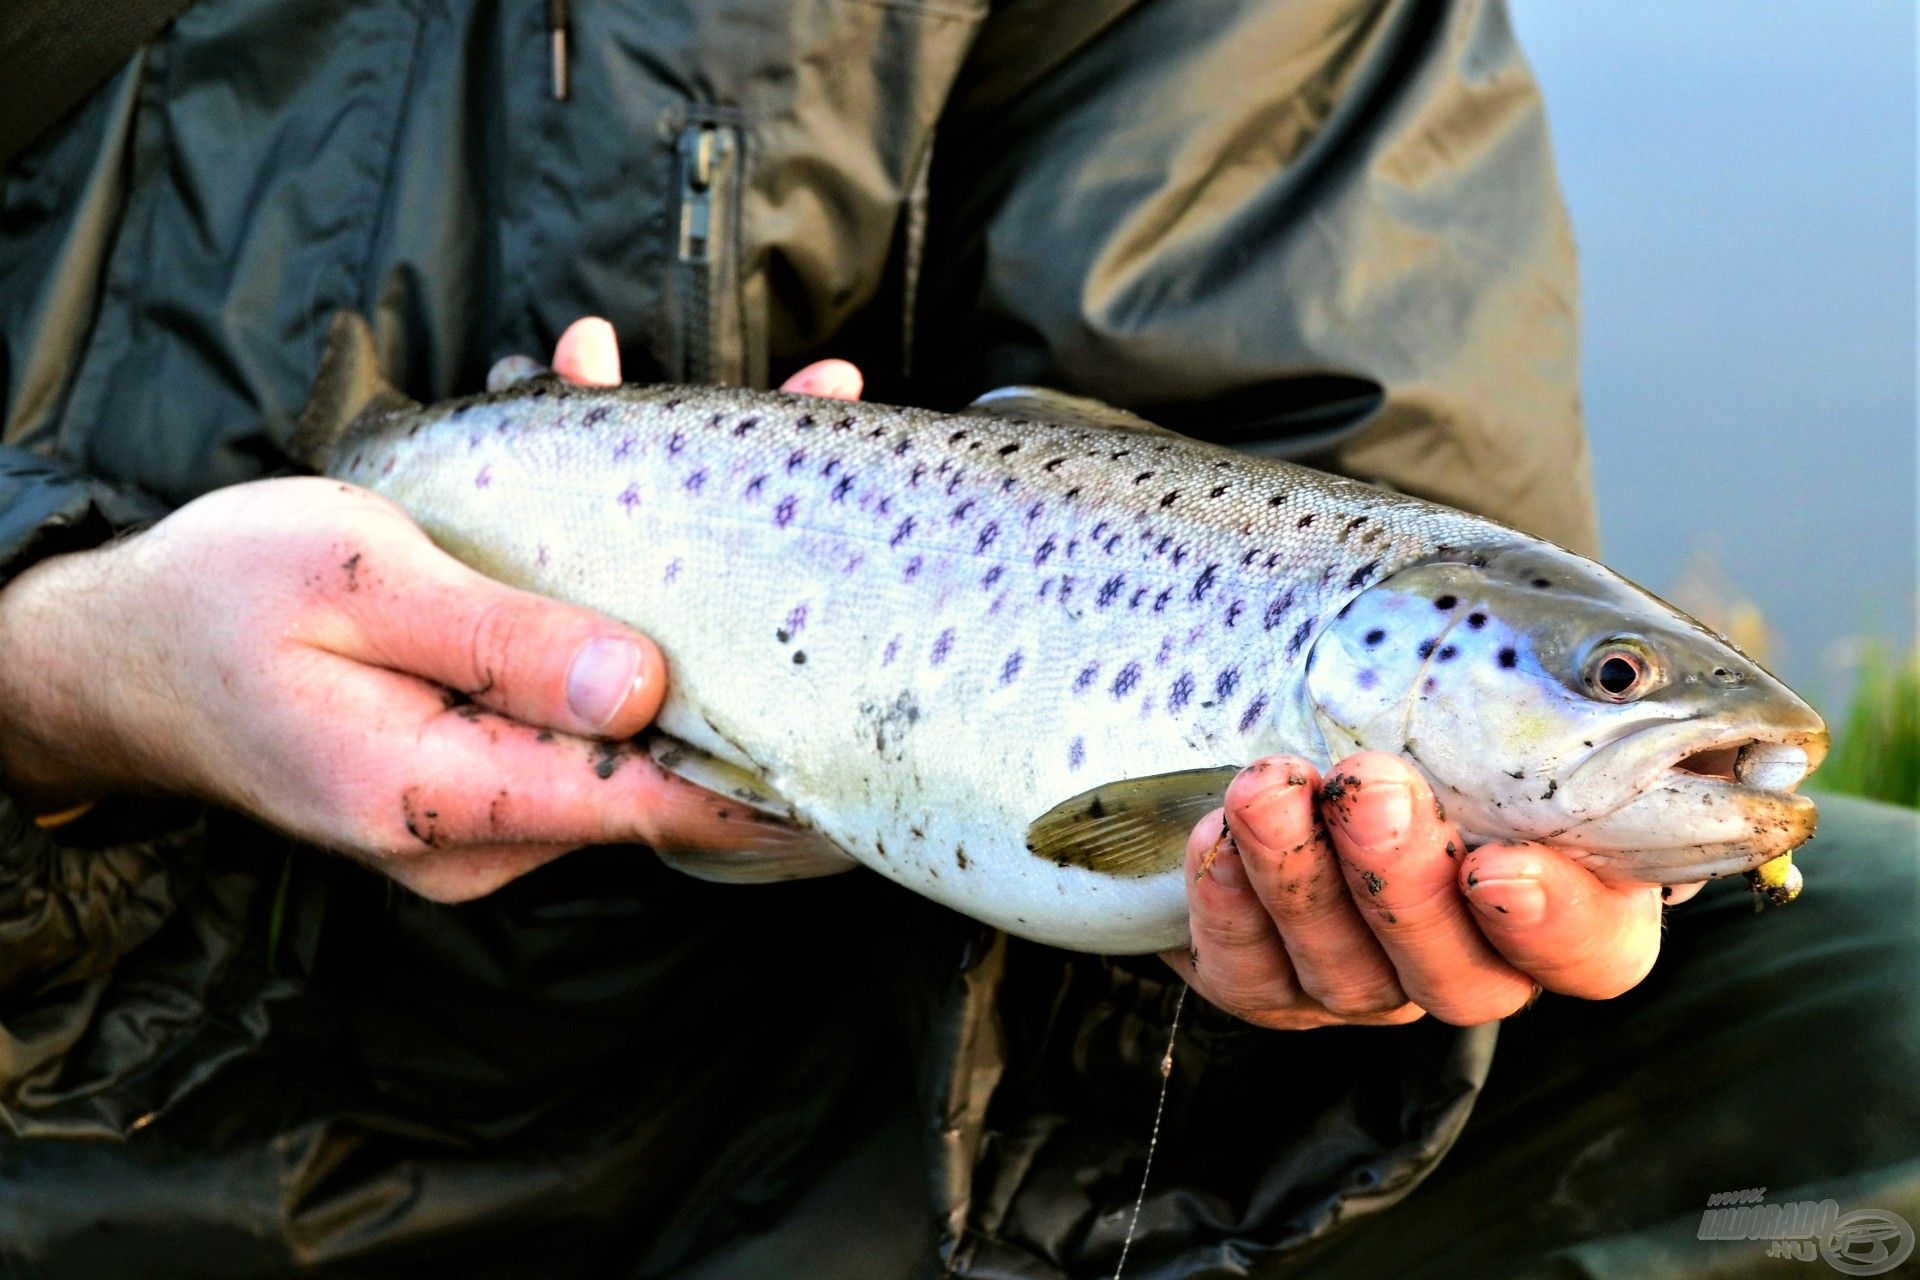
xmin=0 ymin=0 xmax=1756 ymax=1275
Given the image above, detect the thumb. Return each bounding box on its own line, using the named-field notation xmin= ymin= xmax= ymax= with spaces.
xmin=333 ymin=537 xmax=667 ymax=739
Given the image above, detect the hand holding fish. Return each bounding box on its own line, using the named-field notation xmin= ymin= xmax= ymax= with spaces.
xmin=1162 ymin=752 xmax=1705 ymax=1029
xmin=0 ymin=322 xmax=859 ymax=902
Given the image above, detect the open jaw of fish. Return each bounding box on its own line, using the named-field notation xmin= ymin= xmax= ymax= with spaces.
xmin=1538 ymin=721 xmax=1825 ymax=882
xmin=305 ymin=312 xmax=1829 ymax=955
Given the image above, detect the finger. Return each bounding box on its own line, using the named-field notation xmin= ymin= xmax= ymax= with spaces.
xmin=1226 ymin=757 xmax=1409 ymax=1017
xmin=1460 ymin=844 xmax=1664 ymax=1000
xmin=780 ymin=359 xmax=863 ymax=401
xmin=1173 ymin=808 xmax=1304 ymax=1019
xmin=1320 ymin=752 xmax=1536 ymax=1025
xmin=306 ymin=658 xmax=830 ymax=877
xmin=327 ymin=535 xmax=666 ymax=739
xmin=553 ymin=317 xmax=621 ymax=386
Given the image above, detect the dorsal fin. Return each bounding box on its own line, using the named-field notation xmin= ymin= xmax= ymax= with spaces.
xmin=967 ymin=386 xmax=1177 ymax=437
xmin=289 ymin=311 xmax=420 ymax=469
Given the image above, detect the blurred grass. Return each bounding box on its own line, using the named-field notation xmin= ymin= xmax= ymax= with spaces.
xmin=1812 ymin=644 xmax=1920 ymax=810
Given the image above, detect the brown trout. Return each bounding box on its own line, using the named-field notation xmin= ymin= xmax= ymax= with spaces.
xmin=305 ymin=316 xmax=1826 ymax=953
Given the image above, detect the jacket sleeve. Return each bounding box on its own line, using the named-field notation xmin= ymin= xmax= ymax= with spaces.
xmin=911 ymin=1 xmax=1574 ymax=1273
xmin=915 ymin=0 xmax=1597 ymax=557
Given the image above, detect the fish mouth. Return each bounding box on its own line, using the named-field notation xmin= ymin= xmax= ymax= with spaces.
xmin=1553 ymin=721 xmax=1828 ymax=884
xmin=1666 ymin=729 xmax=1826 ymax=799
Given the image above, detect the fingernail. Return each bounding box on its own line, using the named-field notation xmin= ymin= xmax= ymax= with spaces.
xmin=1468 ymin=878 xmax=1547 ymax=927
xmin=1237 ymin=784 xmax=1305 ymax=848
xmin=566 ymin=636 xmax=643 ymax=729
xmin=1327 ymin=780 xmax=1411 ymax=848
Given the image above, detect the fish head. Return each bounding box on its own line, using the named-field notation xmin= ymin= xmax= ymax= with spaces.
xmin=1305 ymin=543 xmax=1827 ymax=885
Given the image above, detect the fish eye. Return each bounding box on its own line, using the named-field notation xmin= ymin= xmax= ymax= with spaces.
xmin=1582 ymin=638 xmax=1659 ymax=703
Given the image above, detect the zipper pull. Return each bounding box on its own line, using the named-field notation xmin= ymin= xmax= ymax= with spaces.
xmin=678 ymin=126 xmax=717 ymax=263
xmin=548 ymin=0 xmax=571 ymax=101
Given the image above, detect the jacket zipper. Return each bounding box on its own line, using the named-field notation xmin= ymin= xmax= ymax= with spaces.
xmin=674 ymin=121 xmax=744 ymax=385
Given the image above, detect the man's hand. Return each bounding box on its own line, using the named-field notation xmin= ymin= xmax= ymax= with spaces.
xmin=0 ymin=318 xmax=862 ymax=901
xmin=1162 ymin=754 xmax=1704 ymax=1028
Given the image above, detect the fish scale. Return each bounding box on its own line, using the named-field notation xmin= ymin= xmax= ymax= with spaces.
xmin=312 ymin=320 xmax=1825 ymax=953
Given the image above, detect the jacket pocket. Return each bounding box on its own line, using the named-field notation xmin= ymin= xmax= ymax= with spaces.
xmin=670 ymin=119 xmax=746 ymax=385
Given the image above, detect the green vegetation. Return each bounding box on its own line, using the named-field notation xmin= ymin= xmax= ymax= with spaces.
xmin=1814 ymin=645 xmax=1920 ymax=810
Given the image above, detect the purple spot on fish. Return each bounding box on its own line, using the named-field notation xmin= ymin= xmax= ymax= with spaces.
xmin=787 ymin=449 xmax=807 ymax=473
xmin=1068 ymin=738 xmax=1085 ymax=770
xmin=1034 ymin=538 xmax=1056 ymax=566
xmin=745 ymin=474 xmax=767 ymax=497
xmin=1000 ymin=651 xmax=1023 ymax=684
xmin=891 ymin=516 xmax=916 ymax=547
xmin=732 ymin=416 xmax=759 ymax=436
xmin=1238 ymin=694 xmax=1269 ymax=733
xmin=1169 ymin=673 xmax=1195 ymax=710
xmin=669 ymin=432 xmax=686 ymax=455
xmin=619 ymin=484 xmax=642 ymax=513
xmin=474 ymin=465 xmax=493 ymax=489
xmin=774 ymin=496 xmax=797 ymax=527
xmin=1098 ymin=575 xmax=1125 ymax=607
xmin=1152 ymin=588 xmax=1172 ymax=613
xmin=1026 ymin=501 xmax=1045 ymax=523
xmin=1104 ymin=534 xmax=1123 ymax=554
xmin=950 ymin=499 xmax=973 ymax=523
xmin=664 ymin=559 xmax=682 ymax=583
xmin=832 ymin=475 xmax=854 ymax=502
xmin=1225 ymin=600 xmax=1245 ymax=628
xmin=983 ymin=565 xmax=1004 ymax=589
xmin=1263 ymin=589 xmax=1296 ymax=631
xmin=1129 ymin=588 xmax=1148 ymax=610
xmin=975 ymin=522 xmax=999 ymax=553
xmin=1189 ymin=563 xmax=1219 ymax=602
xmin=931 ymin=628 xmax=955 ymax=665
xmin=883 ymin=635 xmax=901 ymax=665
xmin=904 ymin=556 xmax=923 ymax=581
xmin=683 ymin=469 xmax=707 ymax=493
xmin=784 ymin=605 xmax=809 ymax=636
xmin=1215 ymin=668 xmax=1240 ymax=700
xmin=1288 ymin=620 xmax=1313 ymax=656
xmin=1111 ymin=662 xmax=1142 ymax=698
xmin=1357 ymin=669 xmax=1378 ymax=690
xmin=613 ymin=436 xmax=635 ymax=461
xmin=1075 ymin=663 xmax=1100 ymax=693
xmin=1157 ymin=636 xmax=1174 ymax=666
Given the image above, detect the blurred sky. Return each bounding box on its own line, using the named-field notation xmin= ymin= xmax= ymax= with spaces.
xmin=1509 ymin=1 xmax=1917 ymax=701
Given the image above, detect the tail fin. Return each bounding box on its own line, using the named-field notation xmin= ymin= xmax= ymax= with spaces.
xmin=289 ymin=311 xmax=420 ymax=469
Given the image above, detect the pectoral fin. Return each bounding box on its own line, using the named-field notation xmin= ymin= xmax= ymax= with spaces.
xmin=1025 ymin=766 xmax=1242 ymax=878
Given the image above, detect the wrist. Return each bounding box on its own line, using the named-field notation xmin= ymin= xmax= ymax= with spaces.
xmin=0 ymin=547 xmax=139 ymax=808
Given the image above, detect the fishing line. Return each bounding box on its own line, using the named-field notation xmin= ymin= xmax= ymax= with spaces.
xmin=1111 ymin=980 xmax=1189 ymax=1280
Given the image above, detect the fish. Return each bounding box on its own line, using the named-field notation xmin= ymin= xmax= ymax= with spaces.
xmin=300 ymin=313 xmax=1827 ymax=954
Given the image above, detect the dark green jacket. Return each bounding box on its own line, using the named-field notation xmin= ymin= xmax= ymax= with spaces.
xmin=0 ymin=1 xmax=1596 ymax=1274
